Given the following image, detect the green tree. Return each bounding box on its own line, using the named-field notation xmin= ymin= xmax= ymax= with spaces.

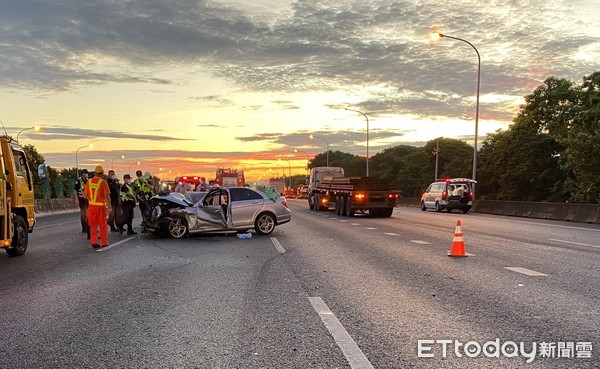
xmin=424 ymin=138 xmax=472 ymax=179
xmin=562 ymin=72 xmax=600 ymax=203
xmin=308 ymin=150 xmax=366 ymax=177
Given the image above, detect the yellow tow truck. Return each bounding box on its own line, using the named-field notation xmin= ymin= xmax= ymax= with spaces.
xmin=0 ymin=136 xmax=41 ymax=257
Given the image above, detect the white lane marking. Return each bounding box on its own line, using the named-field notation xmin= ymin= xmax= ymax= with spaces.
xmin=504 ymin=267 xmax=547 ymax=276
xmin=36 ymin=220 xmax=79 ymax=230
xmin=308 ymin=297 xmax=374 ymax=369
xmin=364 ymin=227 xmax=377 ymax=230
xmin=339 ymin=220 xmax=349 ymax=223
xmin=96 ymin=236 xmax=136 ymax=252
xmin=548 ymin=239 xmax=600 ymax=249
xmin=350 ymin=223 xmax=361 ymax=226
xmin=270 ymin=237 xmax=286 ymax=253
xmin=384 ymin=232 xmax=399 ymax=236
xmin=465 ymin=253 xmax=476 ymax=256
xmin=330 ymin=217 xmax=339 ymax=220
xmin=410 ymin=240 xmax=431 ymax=245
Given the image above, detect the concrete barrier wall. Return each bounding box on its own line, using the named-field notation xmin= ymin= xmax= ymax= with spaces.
xmin=395 ymin=198 xmax=600 ymax=224
xmin=35 ymin=199 xmax=78 ymax=215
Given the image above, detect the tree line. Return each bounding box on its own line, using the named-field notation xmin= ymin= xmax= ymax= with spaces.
xmin=308 ymin=72 xmax=599 ymax=203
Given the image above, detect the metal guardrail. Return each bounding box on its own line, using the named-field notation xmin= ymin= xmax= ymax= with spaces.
xmin=396 ymin=198 xmax=600 ymax=224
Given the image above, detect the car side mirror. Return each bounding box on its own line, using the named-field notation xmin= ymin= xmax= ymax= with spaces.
xmin=6 ymin=182 xmax=12 ymax=191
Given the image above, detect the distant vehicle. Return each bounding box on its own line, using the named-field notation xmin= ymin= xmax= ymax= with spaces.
xmin=159 ymin=180 xmax=175 ymax=192
xmin=308 ymin=167 xmax=398 ymax=217
xmin=177 ymin=175 xmax=206 ymax=191
xmin=284 ymin=187 xmax=296 ymax=199
xmin=420 ymin=178 xmax=476 ymax=213
xmin=296 ymin=185 xmax=309 ymax=199
xmin=268 ymin=179 xmax=285 ymax=195
xmin=145 ymin=187 xmax=292 ymax=238
xmin=215 ymin=168 xmax=244 ymax=187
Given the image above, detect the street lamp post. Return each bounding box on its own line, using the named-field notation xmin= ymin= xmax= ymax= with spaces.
xmin=309 ymin=134 xmax=329 ymax=167
xmin=16 ymin=125 xmax=41 ymax=141
xmin=294 ymin=148 xmax=310 ymax=181
xmin=128 ymin=161 xmax=140 ymax=174
xmin=269 ymin=168 xmax=279 ymax=177
xmin=111 ymin=155 xmax=125 ymax=171
xmin=432 ymin=31 xmax=481 ymax=197
xmin=345 ymin=108 xmax=370 ymax=177
xmin=278 ymin=158 xmax=292 ymax=188
xmin=75 ymin=144 xmax=93 ymax=178
xmin=433 ymin=141 xmax=440 ymax=180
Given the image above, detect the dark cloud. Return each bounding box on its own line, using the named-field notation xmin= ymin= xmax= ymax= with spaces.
xmin=12 ymin=126 xmax=190 ymax=141
xmin=0 ymin=0 xmax=597 ymax=121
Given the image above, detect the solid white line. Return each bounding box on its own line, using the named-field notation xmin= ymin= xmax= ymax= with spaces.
xmin=96 ymin=236 xmax=137 ymax=252
xmin=364 ymin=227 xmax=377 ymax=230
xmin=384 ymin=233 xmax=399 ymax=236
xmin=270 ymin=237 xmax=286 ymax=253
xmin=548 ymin=239 xmax=600 ymax=249
xmin=478 ymin=216 xmax=600 ymax=232
xmin=410 ymin=240 xmax=431 ymax=245
xmin=308 ymin=297 xmax=374 ymax=369
xmin=350 ymin=223 xmax=361 ymax=226
xmin=504 ymin=267 xmax=547 ymax=276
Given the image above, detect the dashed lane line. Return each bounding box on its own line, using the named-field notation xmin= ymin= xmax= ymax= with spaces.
xmin=384 ymin=232 xmax=399 ymax=236
xmin=504 ymin=267 xmax=547 ymax=276
xmin=410 ymin=240 xmax=431 ymax=245
xmin=364 ymin=227 xmax=377 ymax=230
xmin=270 ymin=237 xmax=286 ymax=253
xmin=96 ymin=236 xmax=137 ymax=252
xmin=309 ymin=297 xmax=375 ymax=369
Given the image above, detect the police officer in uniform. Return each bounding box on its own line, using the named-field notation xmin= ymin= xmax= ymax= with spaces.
xmin=106 ymin=170 xmax=121 ymax=232
xmin=74 ymin=168 xmax=89 ymax=237
xmin=118 ymin=174 xmax=137 ymax=235
xmin=133 ymin=170 xmax=154 ymax=227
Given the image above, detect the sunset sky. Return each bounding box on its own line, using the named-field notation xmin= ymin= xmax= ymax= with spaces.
xmin=1 ymin=0 xmax=598 ymax=182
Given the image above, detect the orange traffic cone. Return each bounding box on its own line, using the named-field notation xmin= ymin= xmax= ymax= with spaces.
xmin=448 ymin=220 xmax=467 ymax=257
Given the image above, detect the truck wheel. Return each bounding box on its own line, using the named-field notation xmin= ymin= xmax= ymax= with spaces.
xmin=308 ymin=195 xmax=313 ymax=210
xmin=420 ymin=201 xmax=427 ymax=211
xmin=336 ymin=196 xmax=342 ymax=215
xmin=340 ymin=197 xmax=347 ymax=216
xmin=463 ymin=206 xmax=471 ymax=214
xmin=6 ymin=215 xmax=28 ymax=257
xmin=381 ymin=208 xmax=393 ymax=217
xmin=345 ymin=198 xmax=354 ymax=217
xmin=255 ymin=213 xmax=276 ymax=235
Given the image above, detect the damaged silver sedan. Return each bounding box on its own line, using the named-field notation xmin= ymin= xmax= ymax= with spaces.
xmin=145 ymin=187 xmax=292 ymax=238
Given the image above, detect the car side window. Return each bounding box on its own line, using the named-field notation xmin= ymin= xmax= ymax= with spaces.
xmin=425 ymin=184 xmax=432 ymax=192
xmin=231 ymin=188 xmax=262 ymax=202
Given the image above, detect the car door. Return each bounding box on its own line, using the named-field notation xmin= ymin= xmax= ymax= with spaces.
xmin=230 ymin=188 xmax=265 ymax=228
xmin=192 ymin=189 xmax=231 ymax=230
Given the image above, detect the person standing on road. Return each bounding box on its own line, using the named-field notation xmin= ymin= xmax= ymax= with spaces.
xmin=84 ymin=165 xmax=112 ymax=248
xmin=74 ymin=168 xmax=90 ymax=238
xmin=106 ymin=170 xmax=121 ymax=232
xmin=118 ymin=174 xmax=137 ymax=235
xmin=133 ymin=170 xmax=155 ymax=227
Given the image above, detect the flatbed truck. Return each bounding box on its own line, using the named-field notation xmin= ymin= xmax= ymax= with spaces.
xmin=307 ymin=167 xmax=398 ymax=217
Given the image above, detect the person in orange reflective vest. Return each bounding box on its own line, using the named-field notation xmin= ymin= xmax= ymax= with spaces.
xmin=84 ymin=165 xmax=112 ymax=248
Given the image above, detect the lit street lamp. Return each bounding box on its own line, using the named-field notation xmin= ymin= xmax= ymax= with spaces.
xmin=432 ymin=31 xmax=481 ymax=197
xmin=75 ymin=144 xmax=93 ymax=178
xmin=345 ymin=108 xmax=370 ymax=177
xmin=16 ymin=125 xmax=41 ymax=141
xmin=309 ymin=134 xmax=329 ymax=167
xmin=128 ymin=161 xmax=140 ymax=174
xmin=294 ymin=148 xmax=310 ymax=180
xmin=111 ymin=155 xmax=125 ymax=170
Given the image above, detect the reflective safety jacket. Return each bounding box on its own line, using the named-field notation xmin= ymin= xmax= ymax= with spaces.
xmin=84 ymin=177 xmax=110 ymax=207
xmin=120 ymin=183 xmax=135 ymax=203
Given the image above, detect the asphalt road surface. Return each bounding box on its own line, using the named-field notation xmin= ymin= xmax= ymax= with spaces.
xmin=0 ymin=201 xmax=598 ymax=368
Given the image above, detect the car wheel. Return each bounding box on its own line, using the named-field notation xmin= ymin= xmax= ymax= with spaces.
xmin=168 ymin=217 xmax=189 ymax=239
xmin=435 ymin=202 xmax=442 ymax=212
xmin=463 ymin=207 xmax=471 ymax=214
xmin=255 ymin=213 xmax=276 ymax=235
xmin=420 ymin=202 xmax=427 ymax=211
xmin=6 ymin=215 xmax=28 ymax=257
